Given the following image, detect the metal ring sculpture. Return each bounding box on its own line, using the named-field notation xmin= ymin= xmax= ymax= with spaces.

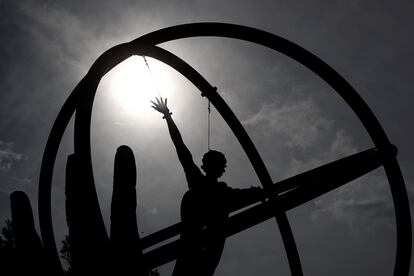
xmin=38 ymin=23 xmax=412 ymax=275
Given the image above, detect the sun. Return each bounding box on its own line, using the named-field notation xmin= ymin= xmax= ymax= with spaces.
xmin=102 ymin=56 xmax=173 ymax=120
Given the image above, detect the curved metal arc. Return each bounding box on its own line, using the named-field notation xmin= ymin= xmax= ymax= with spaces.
xmin=131 ymin=22 xmax=390 ymax=147
xmin=39 ymin=43 xmax=302 ymax=274
xmin=127 ymin=22 xmax=410 ymax=275
xmin=382 ymin=158 xmax=412 ymax=275
xmin=39 ymin=23 xmax=411 ymax=275
xmin=131 ymin=23 xmax=412 ymax=275
xmin=38 ymin=85 xmax=80 ymax=275
xmin=76 ymin=43 xmax=303 ymax=275
xmin=38 ymin=44 xmax=135 ymax=273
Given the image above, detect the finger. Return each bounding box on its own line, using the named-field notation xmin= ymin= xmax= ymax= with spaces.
xmin=150 ymin=100 xmax=157 ymax=106
xmin=160 ymin=97 xmax=163 ymax=104
xmin=155 ymin=97 xmax=160 ymax=105
xmin=165 ymin=98 xmax=168 ymax=105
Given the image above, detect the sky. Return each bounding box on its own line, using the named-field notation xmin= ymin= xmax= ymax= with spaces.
xmin=0 ymin=0 xmax=413 ymax=275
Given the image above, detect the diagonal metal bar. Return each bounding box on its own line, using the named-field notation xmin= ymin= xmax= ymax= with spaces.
xmin=141 ymin=146 xmax=393 ymax=269
xmin=266 ymin=146 xmax=396 ymax=209
xmin=227 ymin=147 xmax=395 ymax=232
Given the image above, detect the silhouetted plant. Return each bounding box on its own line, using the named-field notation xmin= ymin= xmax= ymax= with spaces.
xmin=149 ymin=269 xmax=160 ymax=276
xmin=60 ymin=235 xmax=72 ymax=274
xmin=58 ymin=233 xmax=160 ymax=276
xmin=0 ymin=219 xmax=15 ymax=249
xmin=0 ymin=219 xmax=16 ymax=275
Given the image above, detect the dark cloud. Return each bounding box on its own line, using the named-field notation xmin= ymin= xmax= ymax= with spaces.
xmin=313 ymin=170 xmax=395 ymax=233
xmin=0 ymin=141 xmax=23 ymax=172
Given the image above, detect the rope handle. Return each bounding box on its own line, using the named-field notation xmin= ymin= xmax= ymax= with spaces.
xmin=142 ymin=55 xmax=162 ymax=98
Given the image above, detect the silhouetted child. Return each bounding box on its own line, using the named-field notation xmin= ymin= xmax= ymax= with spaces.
xmin=152 ymin=97 xmax=265 ymax=276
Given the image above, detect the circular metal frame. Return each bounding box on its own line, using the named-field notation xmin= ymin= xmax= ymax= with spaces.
xmin=38 ymin=23 xmax=411 ymax=275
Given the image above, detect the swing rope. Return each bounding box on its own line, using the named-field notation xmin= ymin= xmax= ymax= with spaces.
xmin=207 ymin=99 xmax=211 ymax=151
xmin=207 ymin=87 xmax=218 ymax=151
xmin=142 ymin=55 xmax=162 ymax=98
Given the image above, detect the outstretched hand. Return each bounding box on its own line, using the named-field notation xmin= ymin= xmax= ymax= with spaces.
xmin=151 ymin=97 xmax=172 ymax=118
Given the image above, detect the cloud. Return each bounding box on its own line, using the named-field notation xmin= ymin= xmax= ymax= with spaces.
xmin=243 ymin=94 xmax=332 ymax=149
xmin=242 ymin=93 xmax=396 ymax=233
xmin=312 ymin=171 xmax=395 ymax=233
xmin=10 ymin=177 xmax=33 ymax=185
xmin=292 ymin=130 xmax=395 ymax=233
xmin=286 ymin=124 xmax=395 ymax=233
xmin=11 ymin=2 xmax=99 ymax=73
xmin=286 ymin=129 xmax=358 ymax=176
xmin=0 ymin=141 xmax=23 ymax=173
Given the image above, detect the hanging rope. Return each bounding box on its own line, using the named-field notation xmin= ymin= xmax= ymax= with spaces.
xmin=142 ymin=55 xmax=162 ymax=98
xmin=206 ymin=87 xmax=219 ymax=151
xmin=207 ymin=99 xmax=211 ymax=151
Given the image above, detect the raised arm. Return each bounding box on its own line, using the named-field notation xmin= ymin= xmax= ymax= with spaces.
xmin=151 ymin=97 xmax=201 ymax=188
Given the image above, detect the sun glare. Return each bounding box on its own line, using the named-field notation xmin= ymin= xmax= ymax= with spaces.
xmin=103 ymin=56 xmax=173 ymax=120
